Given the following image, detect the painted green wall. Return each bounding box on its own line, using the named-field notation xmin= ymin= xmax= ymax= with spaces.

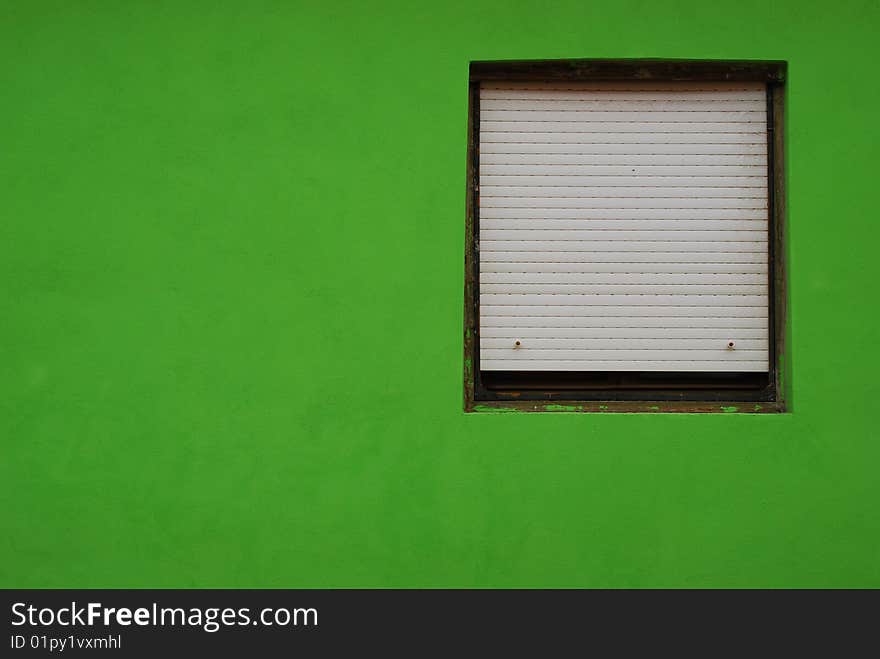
xmin=2 ymin=0 xmax=878 ymax=588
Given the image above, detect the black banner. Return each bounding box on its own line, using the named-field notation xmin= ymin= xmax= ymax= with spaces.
xmin=2 ymin=589 xmax=875 ymax=655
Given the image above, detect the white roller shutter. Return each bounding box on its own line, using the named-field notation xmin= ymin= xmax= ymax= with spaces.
xmin=478 ymin=81 xmax=770 ymax=372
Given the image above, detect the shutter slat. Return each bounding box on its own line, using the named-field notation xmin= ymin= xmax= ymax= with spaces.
xmin=480 ymin=360 xmax=768 ymax=372
xmin=481 ymin=241 xmax=765 ymax=253
xmin=481 ymin=219 xmax=767 ymax=230
xmin=482 ymin=164 xmax=765 ymax=175
xmin=481 ymin=132 xmax=766 ymax=144
xmin=482 ymin=121 xmax=764 ymax=134
xmin=481 ymin=262 xmax=768 ymax=273
xmin=483 ymin=338 xmax=767 ymax=349
xmin=481 ymin=153 xmax=765 ymax=165
xmin=482 ymin=348 xmax=765 ymax=360
xmin=480 ymin=327 xmax=768 ymax=338
xmin=481 ymin=208 xmax=767 ymax=219
xmin=481 ymin=99 xmax=766 ymax=111
xmin=483 ymin=305 xmax=766 ymax=318
xmin=481 ymin=252 xmax=766 ymax=263
xmin=480 ymin=294 xmax=768 ymax=307
xmin=480 ymin=142 xmax=767 ymax=154
xmin=481 ymin=81 xmax=765 ymax=90
xmin=482 ymin=284 xmax=767 ymax=295
xmin=480 ymin=174 xmax=767 ymax=187
xmin=481 ymin=229 xmax=766 ymax=241
xmin=482 ymin=315 xmax=768 ymax=328
xmin=481 ymin=186 xmax=767 ymax=198
xmin=481 ymin=272 xmax=766 ymax=284
xmin=481 ymin=110 xmax=766 ymax=122
xmin=480 ymin=197 xmax=767 ymax=208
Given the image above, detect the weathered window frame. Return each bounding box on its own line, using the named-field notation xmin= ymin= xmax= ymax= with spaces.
xmin=463 ymin=59 xmax=788 ymax=413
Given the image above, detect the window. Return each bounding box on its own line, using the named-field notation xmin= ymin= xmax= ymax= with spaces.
xmin=463 ymin=59 xmax=787 ymax=413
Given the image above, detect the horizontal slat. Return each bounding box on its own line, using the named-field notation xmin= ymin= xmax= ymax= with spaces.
xmin=482 ymin=251 xmax=766 ymax=263
xmin=481 ymin=241 xmax=765 ymax=253
xmin=481 ymin=284 xmax=767 ymax=295
xmin=481 ymin=81 xmax=764 ymax=93
xmin=481 ymin=294 xmax=767 ymax=307
xmin=480 ymin=359 xmax=768 ymax=372
xmin=480 ymin=197 xmax=767 ymax=208
xmin=480 ymin=219 xmax=767 ymax=230
xmin=481 ymin=132 xmax=764 ymax=144
xmin=480 ymin=142 xmax=767 ymax=154
xmin=481 ymin=348 xmax=765 ymax=361
xmin=480 ymin=98 xmax=766 ymax=111
xmin=481 ymin=176 xmax=767 ymax=188
xmin=481 ymin=262 xmax=768 ymax=274
xmin=480 ymin=186 xmax=766 ymax=198
xmin=479 ymin=326 xmax=769 ymax=339
xmin=481 ymin=207 xmax=767 ymax=219
xmin=481 ymin=121 xmax=763 ymax=133
xmin=481 ymin=164 xmax=764 ymax=176
xmin=479 ymin=91 xmax=768 ymax=102
xmin=482 ymin=305 xmax=767 ymax=317
xmin=481 ymin=229 xmax=766 ymax=241
xmin=480 ymin=153 xmax=766 ymax=166
xmin=482 ymin=339 xmax=768 ymax=351
xmin=481 ymin=271 xmax=766 ymax=284
xmin=481 ymin=315 xmax=768 ymax=328
xmin=481 ymin=110 xmax=765 ymax=123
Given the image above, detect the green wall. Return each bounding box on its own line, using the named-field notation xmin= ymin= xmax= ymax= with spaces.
xmin=2 ymin=0 xmax=878 ymax=588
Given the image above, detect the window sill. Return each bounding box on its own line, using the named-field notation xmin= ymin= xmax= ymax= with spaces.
xmin=465 ymin=400 xmax=787 ymax=414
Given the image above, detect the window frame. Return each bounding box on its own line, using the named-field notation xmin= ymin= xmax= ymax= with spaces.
xmin=463 ymin=59 xmax=788 ymax=413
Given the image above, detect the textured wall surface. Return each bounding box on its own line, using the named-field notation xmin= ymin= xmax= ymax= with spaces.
xmin=2 ymin=0 xmax=878 ymax=587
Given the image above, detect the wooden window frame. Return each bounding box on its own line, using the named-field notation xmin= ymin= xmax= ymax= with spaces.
xmin=463 ymin=59 xmax=788 ymax=413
